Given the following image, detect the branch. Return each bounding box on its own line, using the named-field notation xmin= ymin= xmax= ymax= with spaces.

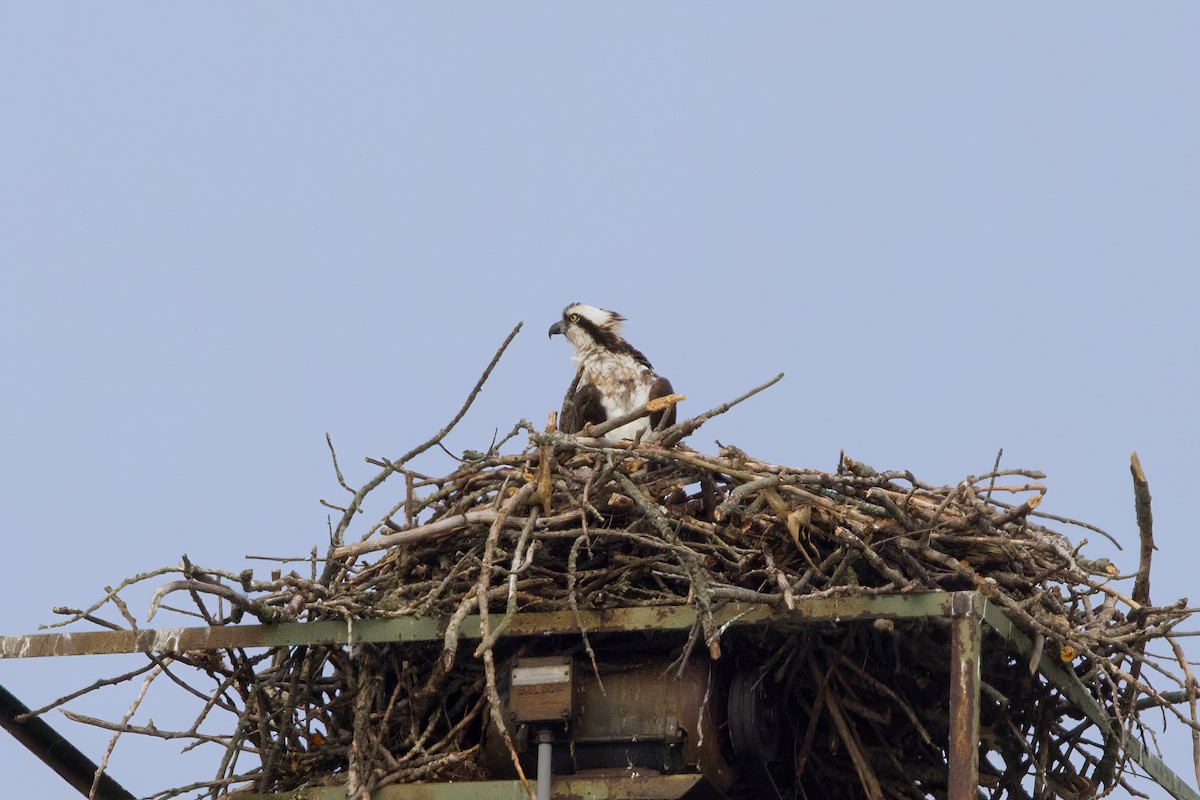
xmin=88 ymin=664 xmax=162 ymax=799
xmin=321 ymin=322 xmax=522 ymax=578
xmin=147 ymin=581 xmax=285 ymax=624
xmin=1097 ymin=452 xmax=1157 ymax=788
xmin=583 ymin=393 xmax=685 ymax=439
xmin=1130 ymin=451 xmax=1155 ymax=607
xmin=332 ymin=508 xmax=583 ymax=560
xmin=656 ymin=373 xmax=783 ymax=447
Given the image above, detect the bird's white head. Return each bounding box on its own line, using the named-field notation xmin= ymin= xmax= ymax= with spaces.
xmin=547 ymin=303 xmax=626 ymax=351
xmin=549 ymin=302 xmax=654 ymax=374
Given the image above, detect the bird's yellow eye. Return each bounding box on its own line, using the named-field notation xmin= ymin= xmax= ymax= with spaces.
xmin=568 ymin=313 xmax=579 ymax=322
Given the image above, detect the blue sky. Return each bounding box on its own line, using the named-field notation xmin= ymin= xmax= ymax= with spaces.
xmin=1 ymin=5 xmax=1198 ymax=798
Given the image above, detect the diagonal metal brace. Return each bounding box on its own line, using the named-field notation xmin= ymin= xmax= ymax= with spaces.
xmin=980 ymin=599 xmax=1200 ymax=800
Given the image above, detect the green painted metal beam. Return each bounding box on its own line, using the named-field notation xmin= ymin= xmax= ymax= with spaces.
xmin=785 ymin=589 xmax=957 ymax=622
xmin=0 ymin=592 xmax=959 ymax=660
xmin=0 ymin=603 xmax=769 ymax=659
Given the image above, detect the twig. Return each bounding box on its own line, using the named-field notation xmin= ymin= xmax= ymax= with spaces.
xmin=323 ymin=321 xmax=522 ymax=566
xmin=326 ymin=432 xmax=354 ymax=494
xmin=332 ymin=507 xmax=581 ymax=559
xmin=17 ymin=662 xmax=159 ymax=722
xmin=985 ymin=448 xmax=1004 ymax=501
xmin=584 ymin=393 xmax=685 ymax=439
xmin=88 ymin=664 xmax=163 ymax=799
xmin=657 ymin=372 xmax=784 ymax=447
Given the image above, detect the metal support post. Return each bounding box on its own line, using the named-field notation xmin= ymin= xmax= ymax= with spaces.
xmin=948 ymin=591 xmax=981 ymax=800
xmin=536 ymin=729 xmax=553 ymax=800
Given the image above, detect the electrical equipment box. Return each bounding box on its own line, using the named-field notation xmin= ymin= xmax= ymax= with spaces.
xmin=509 ymin=655 xmax=574 ymax=723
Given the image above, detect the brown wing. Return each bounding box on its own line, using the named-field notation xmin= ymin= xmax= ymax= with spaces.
xmin=560 ymin=371 xmax=607 ymax=434
xmin=649 ymin=375 xmax=677 ymax=431
xmin=559 ymin=371 xmax=583 ymax=433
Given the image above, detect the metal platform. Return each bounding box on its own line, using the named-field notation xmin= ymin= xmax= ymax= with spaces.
xmin=2 ymin=591 xmax=1196 ymax=800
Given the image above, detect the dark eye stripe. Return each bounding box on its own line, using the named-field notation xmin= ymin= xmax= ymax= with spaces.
xmin=573 ymin=316 xmax=605 ymax=342
xmin=573 ymin=316 xmax=653 ymax=368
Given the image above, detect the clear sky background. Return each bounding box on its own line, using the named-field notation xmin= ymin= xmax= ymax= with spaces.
xmin=1 ymin=5 xmax=1197 ymax=798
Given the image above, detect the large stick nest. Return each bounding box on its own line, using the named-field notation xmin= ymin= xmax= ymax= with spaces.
xmin=36 ymin=328 xmax=1199 ymax=800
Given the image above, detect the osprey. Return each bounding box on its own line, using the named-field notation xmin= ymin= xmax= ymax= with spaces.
xmin=548 ymin=302 xmax=677 ymax=439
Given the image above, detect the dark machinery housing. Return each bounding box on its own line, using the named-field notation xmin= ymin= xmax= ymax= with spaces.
xmin=482 ymin=641 xmax=788 ymax=799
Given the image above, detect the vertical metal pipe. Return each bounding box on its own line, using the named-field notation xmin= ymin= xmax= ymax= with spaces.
xmin=948 ymin=592 xmax=982 ymax=800
xmin=537 ymin=728 xmax=553 ymax=800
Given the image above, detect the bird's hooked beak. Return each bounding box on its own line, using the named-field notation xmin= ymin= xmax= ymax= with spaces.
xmin=548 ymin=320 xmax=564 ymax=339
